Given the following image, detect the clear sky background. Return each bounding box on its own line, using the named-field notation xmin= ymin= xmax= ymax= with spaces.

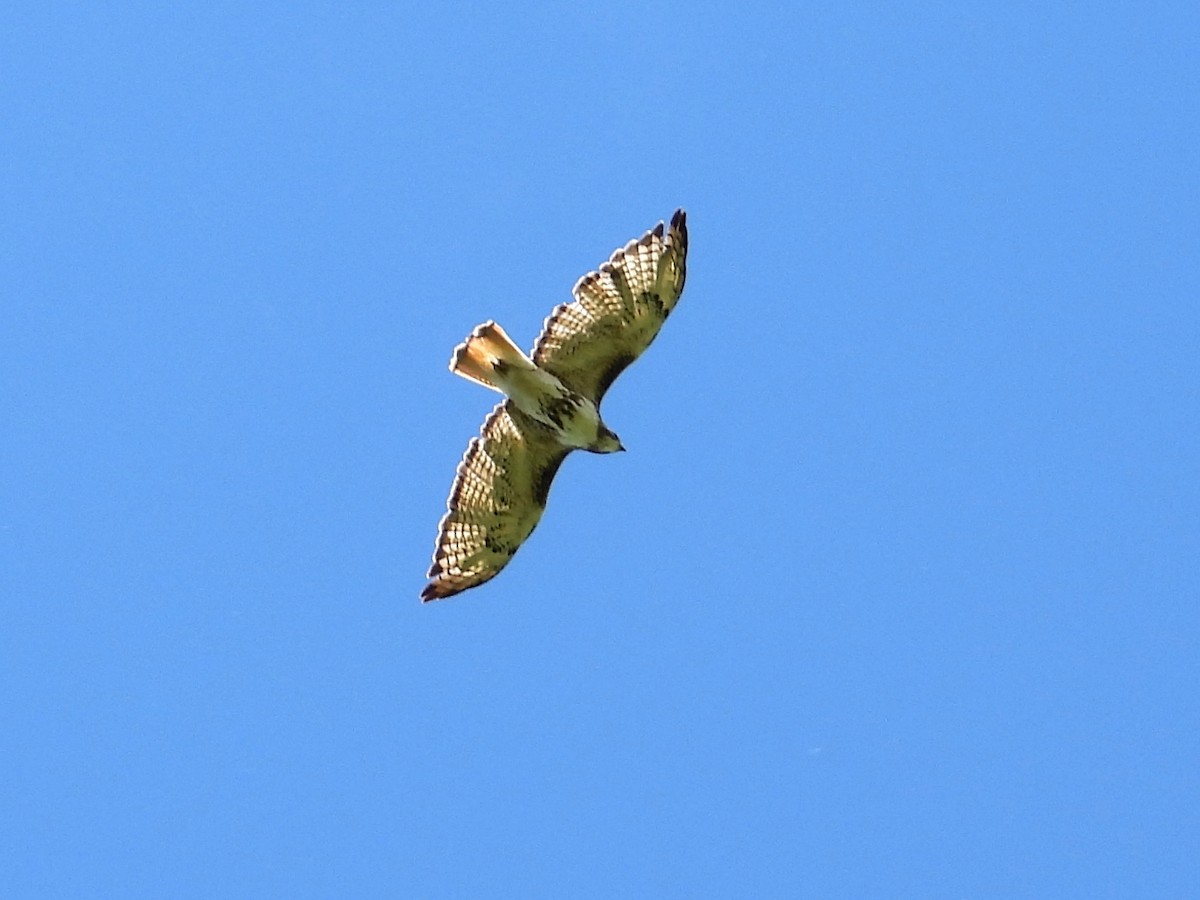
xmin=3 ymin=2 xmax=1197 ymax=897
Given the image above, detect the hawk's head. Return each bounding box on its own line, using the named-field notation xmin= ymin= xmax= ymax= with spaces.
xmin=590 ymin=425 xmax=625 ymax=454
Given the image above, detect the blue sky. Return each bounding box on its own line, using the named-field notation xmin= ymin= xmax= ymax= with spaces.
xmin=3 ymin=2 xmax=1198 ymax=896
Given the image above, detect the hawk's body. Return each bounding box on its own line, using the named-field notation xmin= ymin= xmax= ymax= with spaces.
xmin=451 ymin=321 xmax=618 ymax=453
xmin=422 ymin=209 xmax=688 ymax=602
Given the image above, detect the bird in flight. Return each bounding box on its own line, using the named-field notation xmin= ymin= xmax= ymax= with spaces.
xmin=421 ymin=209 xmax=689 ymax=601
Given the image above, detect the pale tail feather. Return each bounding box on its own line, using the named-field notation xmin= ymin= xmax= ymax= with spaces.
xmin=449 ymin=321 xmax=533 ymax=392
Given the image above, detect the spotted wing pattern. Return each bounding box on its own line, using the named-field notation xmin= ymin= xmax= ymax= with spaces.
xmin=531 ymin=209 xmax=688 ymax=404
xmin=422 ymin=401 xmax=570 ymax=601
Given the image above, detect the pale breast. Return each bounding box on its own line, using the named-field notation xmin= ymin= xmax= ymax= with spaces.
xmin=491 ymin=364 xmax=602 ymax=450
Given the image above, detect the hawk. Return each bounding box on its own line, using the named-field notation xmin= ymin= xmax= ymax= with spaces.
xmin=422 ymin=209 xmax=689 ymax=601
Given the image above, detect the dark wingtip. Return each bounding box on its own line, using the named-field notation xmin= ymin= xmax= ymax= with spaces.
xmin=669 ymin=209 xmax=688 ymax=254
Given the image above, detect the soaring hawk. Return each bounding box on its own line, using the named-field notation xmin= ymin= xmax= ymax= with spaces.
xmin=421 ymin=209 xmax=689 ymax=602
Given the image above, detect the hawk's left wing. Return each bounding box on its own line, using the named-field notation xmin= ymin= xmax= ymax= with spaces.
xmin=422 ymin=401 xmax=571 ymax=601
xmin=531 ymin=209 xmax=687 ymax=404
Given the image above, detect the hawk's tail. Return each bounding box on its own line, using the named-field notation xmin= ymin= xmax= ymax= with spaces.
xmin=449 ymin=321 xmax=534 ymax=392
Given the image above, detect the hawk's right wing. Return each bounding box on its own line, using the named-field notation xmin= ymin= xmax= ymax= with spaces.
xmin=422 ymin=401 xmax=571 ymax=601
xmin=531 ymin=209 xmax=688 ymax=405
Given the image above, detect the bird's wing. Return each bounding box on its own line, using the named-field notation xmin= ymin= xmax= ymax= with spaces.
xmin=422 ymin=400 xmax=571 ymax=601
xmin=531 ymin=209 xmax=688 ymax=404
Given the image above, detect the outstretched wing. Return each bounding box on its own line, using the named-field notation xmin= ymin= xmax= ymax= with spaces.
xmin=531 ymin=209 xmax=688 ymax=404
xmin=422 ymin=401 xmax=571 ymax=601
